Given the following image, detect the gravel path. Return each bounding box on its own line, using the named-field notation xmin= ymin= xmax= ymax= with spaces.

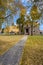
xmin=0 ymin=35 xmax=28 ymax=65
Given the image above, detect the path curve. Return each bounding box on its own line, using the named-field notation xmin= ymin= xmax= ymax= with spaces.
xmin=0 ymin=35 xmax=28 ymax=65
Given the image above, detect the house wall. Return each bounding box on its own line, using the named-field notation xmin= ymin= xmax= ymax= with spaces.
xmin=24 ymin=25 xmax=40 ymax=35
xmin=24 ymin=25 xmax=31 ymax=35
xmin=33 ymin=26 xmax=40 ymax=35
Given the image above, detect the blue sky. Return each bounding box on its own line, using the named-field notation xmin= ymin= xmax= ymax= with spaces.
xmin=40 ymin=25 xmax=43 ymax=30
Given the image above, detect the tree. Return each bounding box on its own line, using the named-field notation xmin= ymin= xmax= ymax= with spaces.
xmin=0 ymin=0 xmax=26 ymax=30
xmin=5 ymin=26 xmax=10 ymax=33
xmin=16 ymin=14 xmax=25 ymax=34
xmin=29 ymin=5 xmax=41 ymax=35
xmin=0 ymin=0 xmax=25 ymax=18
xmin=0 ymin=19 xmax=4 ymax=29
xmin=16 ymin=7 xmax=26 ymax=34
xmin=1 ymin=28 xmax=4 ymax=33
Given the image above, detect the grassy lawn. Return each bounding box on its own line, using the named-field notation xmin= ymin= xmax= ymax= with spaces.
xmin=20 ymin=36 xmax=43 ymax=65
xmin=0 ymin=35 xmax=24 ymax=55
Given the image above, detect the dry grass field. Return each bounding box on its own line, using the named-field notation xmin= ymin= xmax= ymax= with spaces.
xmin=20 ymin=36 xmax=43 ymax=65
xmin=0 ymin=35 xmax=24 ymax=55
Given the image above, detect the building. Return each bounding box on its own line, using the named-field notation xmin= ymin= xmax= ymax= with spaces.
xmin=40 ymin=30 xmax=43 ymax=35
xmin=24 ymin=26 xmax=40 ymax=35
xmin=23 ymin=23 xmax=40 ymax=35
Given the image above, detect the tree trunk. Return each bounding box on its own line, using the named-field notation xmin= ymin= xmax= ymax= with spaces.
xmin=19 ymin=25 xmax=21 ymax=34
xmin=31 ymin=22 xmax=33 ymax=36
xmin=0 ymin=23 xmax=2 ymax=29
xmin=21 ymin=24 xmax=24 ymax=34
